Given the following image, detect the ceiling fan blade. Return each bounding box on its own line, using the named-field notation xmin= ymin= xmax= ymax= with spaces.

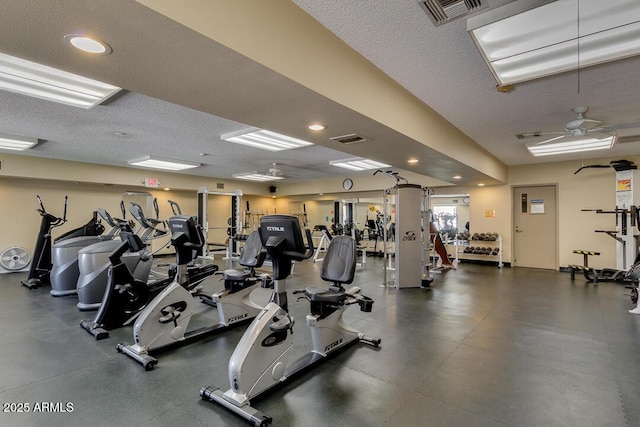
xmin=590 ymin=121 xmax=640 ymax=132
xmin=566 ymin=117 xmax=601 ymax=130
xmin=535 ymin=135 xmax=566 ymax=145
xmin=516 ymin=131 xmax=565 ymax=139
xmin=574 ymin=164 xmax=614 ymax=174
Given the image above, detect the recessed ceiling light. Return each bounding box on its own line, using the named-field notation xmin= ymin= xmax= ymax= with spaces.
xmin=163 ymin=187 xmax=171 ymax=191
xmin=453 ymin=175 xmax=463 ymax=179
xmin=308 ymin=124 xmax=326 ymax=131
xmin=64 ymin=34 xmax=112 ymax=55
xmin=407 ymin=158 xmax=419 ymax=164
xmin=478 ymin=183 xmax=485 ymax=187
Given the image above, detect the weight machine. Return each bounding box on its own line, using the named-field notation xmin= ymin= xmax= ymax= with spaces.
xmin=197 ymin=187 xmax=243 ymax=260
xmin=573 ymin=161 xmax=640 ymax=314
xmin=375 ymin=170 xmax=433 ymax=289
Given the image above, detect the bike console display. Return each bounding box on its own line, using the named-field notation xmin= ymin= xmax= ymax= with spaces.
xmin=259 ymin=215 xmax=313 ymax=280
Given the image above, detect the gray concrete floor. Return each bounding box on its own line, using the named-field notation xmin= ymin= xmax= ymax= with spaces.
xmin=1 ymin=258 xmax=639 ymax=426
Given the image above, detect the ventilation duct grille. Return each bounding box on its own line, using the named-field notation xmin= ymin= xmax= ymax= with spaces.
xmin=515 ymin=132 xmax=543 ymax=140
xmin=617 ymin=135 xmax=640 ymax=144
xmin=329 ymin=134 xmax=367 ymax=145
xmin=418 ymin=0 xmax=486 ymax=26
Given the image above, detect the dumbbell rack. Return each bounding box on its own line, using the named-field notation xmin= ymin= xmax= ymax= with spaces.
xmin=449 ymin=233 xmax=503 ymax=268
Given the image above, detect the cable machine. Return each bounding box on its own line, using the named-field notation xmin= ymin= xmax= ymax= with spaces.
xmin=375 ymin=170 xmax=433 ymax=289
xmin=196 ymin=187 xmax=243 ymax=259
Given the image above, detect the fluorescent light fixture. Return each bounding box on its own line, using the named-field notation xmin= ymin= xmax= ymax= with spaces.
xmin=63 ymin=34 xmax=112 ymax=55
xmin=0 ymin=51 xmax=121 ymax=109
xmin=221 ymin=128 xmax=313 ymax=151
xmin=467 ymin=0 xmax=640 ymax=85
xmin=0 ymin=132 xmax=38 ymax=151
xmin=330 ymin=157 xmax=391 ymax=171
xmin=232 ymin=172 xmax=285 ymax=182
xmin=128 ymin=155 xmax=200 ymax=171
xmin=526 ymin=135 xmax=616 ymax=157
xmin=432 ymin=194 xmax=470 ymax=198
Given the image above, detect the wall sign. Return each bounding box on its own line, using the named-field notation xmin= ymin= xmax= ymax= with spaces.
xmin=530 ymin=199 xmax=545 ymax=214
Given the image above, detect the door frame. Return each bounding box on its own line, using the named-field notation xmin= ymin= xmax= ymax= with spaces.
xmin=511 ymin=184 xmax=559 ymax=270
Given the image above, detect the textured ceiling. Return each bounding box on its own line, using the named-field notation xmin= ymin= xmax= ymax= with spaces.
xmin=293 ymin=0 xmax=640 ymax=166
xmin=1 ymin=0 xmax=640 ymax=188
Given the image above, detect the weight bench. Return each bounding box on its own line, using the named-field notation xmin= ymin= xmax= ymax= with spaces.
xmin=569 ymin=250 xmax=601 ymax=284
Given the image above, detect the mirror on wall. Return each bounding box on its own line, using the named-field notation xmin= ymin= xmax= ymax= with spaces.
xmin=431 ymin=194 xmax=470 ymax=242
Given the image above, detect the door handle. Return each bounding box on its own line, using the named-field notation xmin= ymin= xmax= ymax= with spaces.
xmin=516 ymin=229 xmax=523 ymax=233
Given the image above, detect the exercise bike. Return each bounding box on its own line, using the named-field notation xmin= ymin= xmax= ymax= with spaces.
xmin=117 ymin=228 xmax=272 ymax=370
xmin=200 ymin=215 xmax=380 ymax=426
xmin=22 ymin=195 xmax=104 ymax=289
xmin=80 ymin=214 xmax=218 ymax=340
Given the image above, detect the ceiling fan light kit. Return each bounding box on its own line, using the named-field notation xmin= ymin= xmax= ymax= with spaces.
xmin=467 ymin=0 xmax=640 ymax=85
xmin=231 ymin=172 xmax=285 ymax=182
xmin=519 ymin=106 xmax=640 ymax=156
xmin=232 ymin=163 xmax=286 ymax=181
xmin=526 ymin=135 xmax=616 ymax=157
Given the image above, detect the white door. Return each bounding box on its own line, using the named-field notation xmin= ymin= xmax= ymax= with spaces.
xmin=513 ymin=185 xmax=557 ymax=269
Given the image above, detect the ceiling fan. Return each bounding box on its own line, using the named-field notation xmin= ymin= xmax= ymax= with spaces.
xmin=232 ymin=162 xmax=287 ymax=181
xmin=517 ymin=106 xmax=640 ymax=145
xmin=267 ymin=163 xmax=284 ymax=178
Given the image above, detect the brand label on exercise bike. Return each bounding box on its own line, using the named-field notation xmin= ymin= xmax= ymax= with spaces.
xmin=228 ymin=313 xmax=248 ymax=323
xmin=266 ymin=226 xmax=284 ymax=232
xmin=325 ymin=338 xmax=343 ymax=353
xmin=402 ymin=231 xmax=417 ymax=241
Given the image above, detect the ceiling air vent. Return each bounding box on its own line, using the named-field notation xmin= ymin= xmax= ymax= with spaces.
xmin=515 ymin=132 xmax=543 ymax=140
xmin=617 ymin=135 xmax=640 ymax=144
xmin=329 ymin=134 xmax=367 ymax=145
xmin=418 ymin=0 xmax=486 ymax=26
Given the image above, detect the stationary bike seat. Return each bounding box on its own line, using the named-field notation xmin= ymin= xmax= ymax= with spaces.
xmin=304 ymin=286 xmax=346 ymax=304
xmin=223 ymin=269 xmax=250 ymax=282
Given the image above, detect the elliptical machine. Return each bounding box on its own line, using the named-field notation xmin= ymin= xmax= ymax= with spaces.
xmin=117 ymin=228 xmax=272 ymax=370
xmin=22 ymin=195 xmax=104 ymax=289
xmin=50 ymin=208 xmax=122 ymax=297
xmin=75 ymin=200 xmax=168 ymax=311
xmin=200 ymin=215 xmax=380 ymax=426
xmin=80 ymin=214 xmax=219 ymax=340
